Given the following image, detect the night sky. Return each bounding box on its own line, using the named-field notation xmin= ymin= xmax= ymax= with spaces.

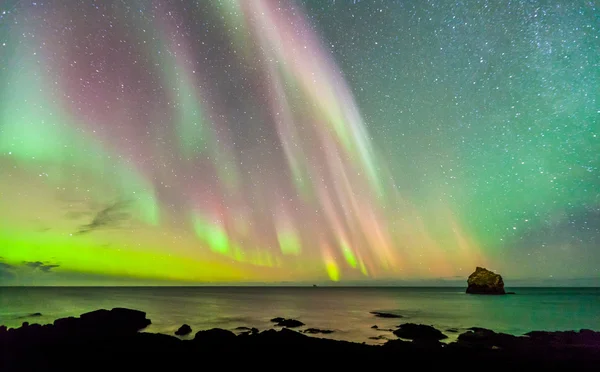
xmin=0 ymin=0 xmax=598 ymax=285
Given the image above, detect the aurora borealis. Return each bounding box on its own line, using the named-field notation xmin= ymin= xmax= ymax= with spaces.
xmin=0 ymin=0 xmax=598 ymax=285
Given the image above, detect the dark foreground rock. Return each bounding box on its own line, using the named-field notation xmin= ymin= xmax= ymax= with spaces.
xmin=194 ymin=328 xmax=237 ymax=344
xmin=1 ymin=308 xmax=599 ymax=371
xmin=393 ymin=323 xmax=448 ymax=342
xmin=466 ymin=266 xmax=506 ymax=294
xmin=175 ymin=324 xmax=192 ymax=336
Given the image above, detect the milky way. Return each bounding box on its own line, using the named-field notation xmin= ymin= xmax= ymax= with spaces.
xmin=0 ymin=0 xmax=598 ymax=284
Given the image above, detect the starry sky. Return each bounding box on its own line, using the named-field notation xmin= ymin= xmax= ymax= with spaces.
xmin=0 ymin=0 xmax=598 ymax=285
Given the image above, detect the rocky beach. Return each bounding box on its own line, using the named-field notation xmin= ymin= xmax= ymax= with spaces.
xmin=1 ymin=307 xmax=599 ymax=371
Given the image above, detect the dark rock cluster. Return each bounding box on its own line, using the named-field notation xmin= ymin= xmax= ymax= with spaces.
xmin=1 ymin=308 xmax=599 ymax=370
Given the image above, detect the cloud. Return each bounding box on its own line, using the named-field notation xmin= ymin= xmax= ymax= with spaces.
xmin=0 ymin=262 xmax=17 ymax=280
xmin=75 ymin=200 xmax=131 ymax=235
xmin=23 ymin=261 xmax=60 ymax=272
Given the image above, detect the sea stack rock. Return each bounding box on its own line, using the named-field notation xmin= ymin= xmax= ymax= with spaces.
xmin=466 ymin=267 xmax=506 ymax=295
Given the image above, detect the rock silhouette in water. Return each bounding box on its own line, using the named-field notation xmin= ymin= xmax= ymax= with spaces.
xmin=466 ymin=267 xmax=506 ymax=295
xmin=17 ymin=313 xmax=42 ymax=319
xmin=370 ymin=311 xmax=404 ymax=318
xmin=280 ymin=319 xmax=304 ymax=328
xmin=393 ymin=323 xmax=448 ymax=342
xmin=175 ymin=324 xmax=192 ymax=336
xmin=270 ymin=317 xmax=305 ymax=328
xmin=303 ymin=328 xmax=334 ymax=334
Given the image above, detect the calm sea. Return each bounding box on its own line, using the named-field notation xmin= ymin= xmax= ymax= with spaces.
xmin=1 ymin=287 xmax=598 ymax=344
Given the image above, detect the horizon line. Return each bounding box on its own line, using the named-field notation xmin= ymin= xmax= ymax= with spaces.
xmin=1 ymin=284 xmax=599 ymax=288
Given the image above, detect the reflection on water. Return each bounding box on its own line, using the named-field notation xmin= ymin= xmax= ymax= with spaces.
xmin=1 ymin=287 xmax=598 ymax=344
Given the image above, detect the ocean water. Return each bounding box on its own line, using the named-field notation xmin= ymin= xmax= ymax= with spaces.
xmin=1 ymin=287 xmax=598 ymax=344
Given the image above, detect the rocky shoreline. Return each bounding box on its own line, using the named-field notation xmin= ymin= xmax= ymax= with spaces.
xmin=1 ymin=307 xmax=599 ymax=370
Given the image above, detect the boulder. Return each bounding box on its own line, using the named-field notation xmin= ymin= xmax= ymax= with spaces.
xmin=175 ymin=324 xmax=192 ymax=336
xmin=78 ymin=308 xmax=151 ymax=333
xmin=458 ymin=327 xmax=521 ymax=349
xmin=193 ymin=328 xmax=236 ymax=344
xmin=393 ymin=323 xmax=448 ymax=342
xmin=466 ymin=267 xmax=506 ymax=295
xmin=110 ymin=308 xmax=151 ymax=331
